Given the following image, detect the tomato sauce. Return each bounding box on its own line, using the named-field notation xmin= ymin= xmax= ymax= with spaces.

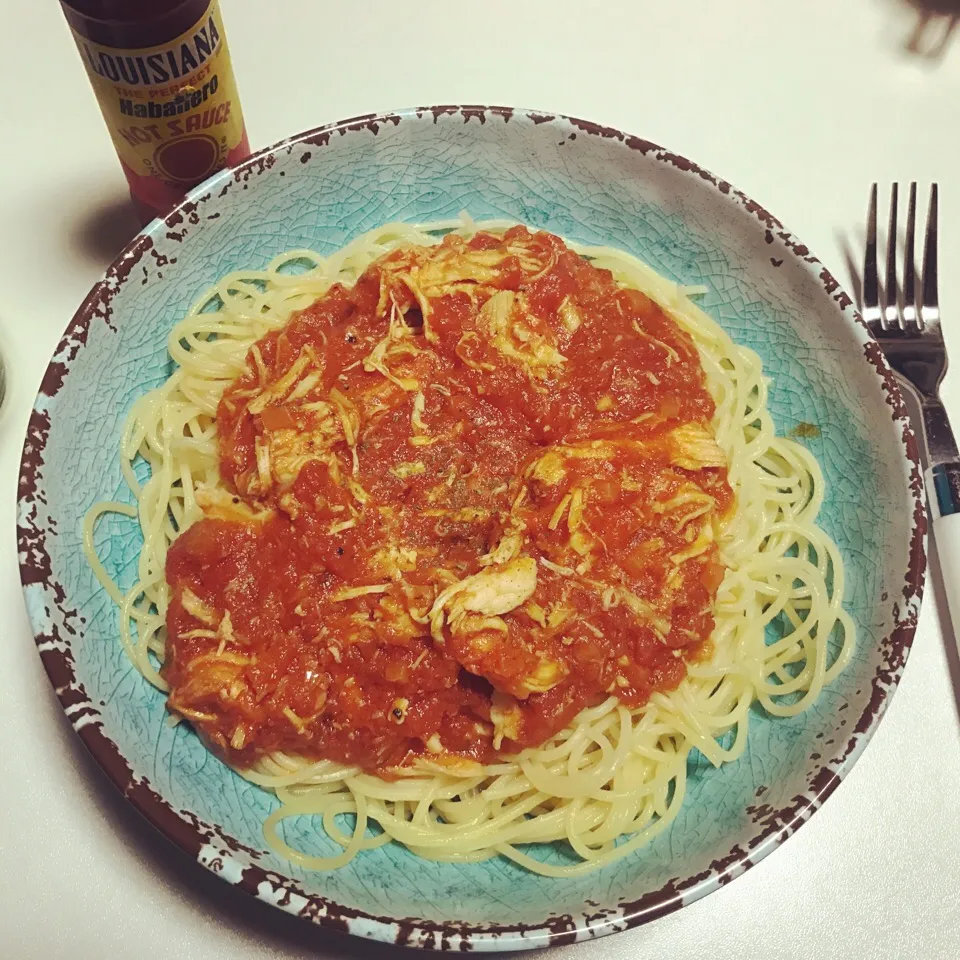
xmin=164 ymin=228 xmax=733 ymax=773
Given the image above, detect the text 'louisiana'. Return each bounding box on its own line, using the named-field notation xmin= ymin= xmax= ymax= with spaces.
xmin=82 ymin=15 xmax=221 ymax=87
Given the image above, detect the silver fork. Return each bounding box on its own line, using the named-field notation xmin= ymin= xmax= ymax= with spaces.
xmin=864 ymin=183 xmax=960 ymax=623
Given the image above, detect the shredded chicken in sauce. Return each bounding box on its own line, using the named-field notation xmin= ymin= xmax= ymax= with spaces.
xmin=164 ymin=227 xmax=733 ymax=773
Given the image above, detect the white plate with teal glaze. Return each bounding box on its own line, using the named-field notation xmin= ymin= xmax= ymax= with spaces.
xmin=18 ymin=107 xmax=926 ymax=951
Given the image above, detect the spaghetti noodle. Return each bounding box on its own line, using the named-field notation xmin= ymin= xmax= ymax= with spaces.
xmin=84 ymin=219 xmax=854 ymax=877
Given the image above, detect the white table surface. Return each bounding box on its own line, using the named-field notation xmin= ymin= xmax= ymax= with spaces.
xmin=3 ymin=1 xmax=960 ymax=957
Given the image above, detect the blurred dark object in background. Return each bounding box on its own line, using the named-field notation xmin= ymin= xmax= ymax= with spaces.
xmin=899 ymin=0 xmax=960 ymax=58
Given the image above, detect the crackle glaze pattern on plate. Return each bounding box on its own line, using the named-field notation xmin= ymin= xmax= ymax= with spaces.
xmin=18 ymin=107 xmax=925 ymax=951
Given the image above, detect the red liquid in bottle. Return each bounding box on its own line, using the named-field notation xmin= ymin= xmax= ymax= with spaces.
xmin=60 ymin=0 xmax=251 ymax=223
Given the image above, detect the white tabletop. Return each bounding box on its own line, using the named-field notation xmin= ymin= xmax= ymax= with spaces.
xmin=3 ymin=1 xmax=960 ymax=957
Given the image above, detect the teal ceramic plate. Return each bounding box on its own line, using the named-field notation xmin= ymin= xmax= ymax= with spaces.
xmin=18 ymin=107 xmax=925 ymax=951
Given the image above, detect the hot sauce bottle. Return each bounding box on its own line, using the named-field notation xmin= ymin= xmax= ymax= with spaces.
xmin=59 ymin=0 xmax=251 ymax=223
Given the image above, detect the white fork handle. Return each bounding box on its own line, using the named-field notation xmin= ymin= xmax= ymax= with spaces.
xmin=929 ymin=463 xmax=960 ymax=633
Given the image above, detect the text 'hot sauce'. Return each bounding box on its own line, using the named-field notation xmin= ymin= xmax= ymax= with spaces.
xmin=60 ymin=0 xmax=251 ymax=223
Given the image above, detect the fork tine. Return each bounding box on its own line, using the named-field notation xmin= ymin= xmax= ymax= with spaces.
xmin=884 ymin=183 xmax=900 ymax=329
xmin=903 ymin=182 xmax=918 ymax=328
xmin=922 ymin=183 xmax=939 ymax=325
xmin=863 ymin=183 xmax=881 ymax=329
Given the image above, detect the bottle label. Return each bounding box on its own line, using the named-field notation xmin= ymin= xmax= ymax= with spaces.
xmin=69 ymin=0 xmax=248 ymax=215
